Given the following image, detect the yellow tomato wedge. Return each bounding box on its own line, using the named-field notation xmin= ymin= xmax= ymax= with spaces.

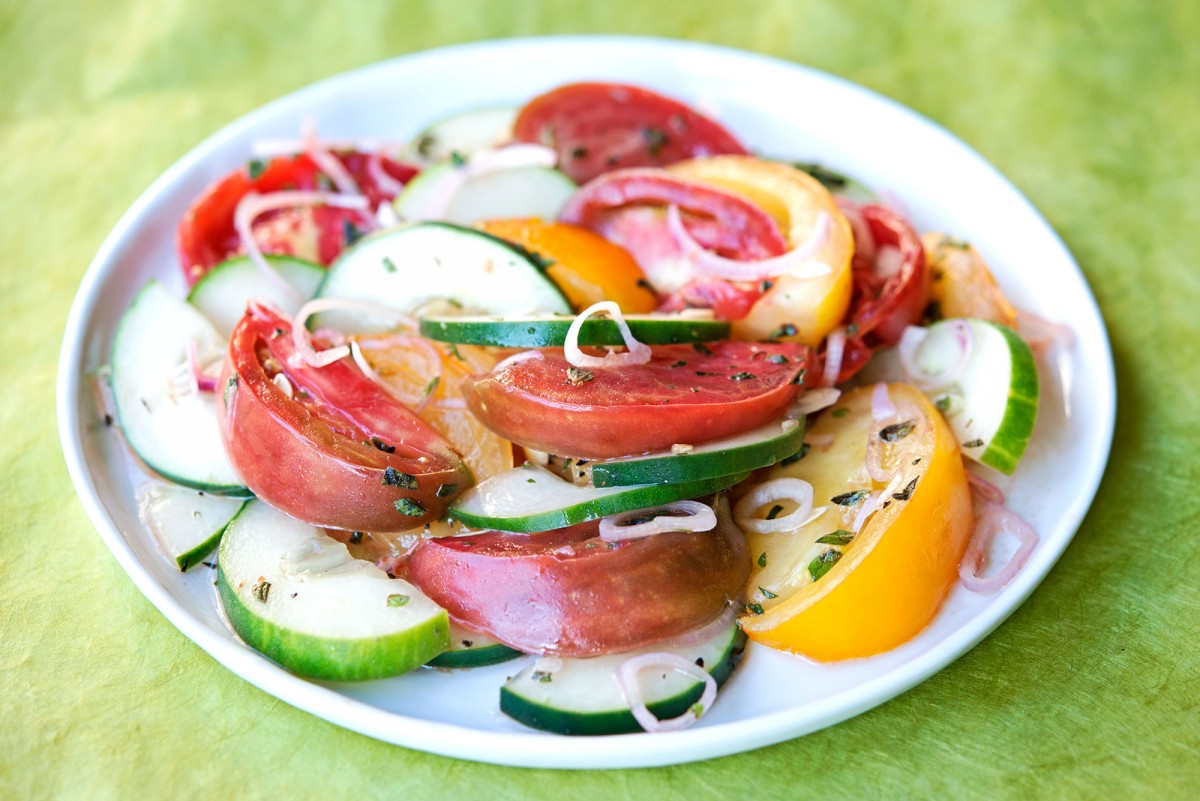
xmin=922 ymin=233 xmax=1018 ymax=328
xmin=476 ymin=218 xmax=658 ymax=313
xmin=738 ymin=383 xmax=972 ymax=661
xmin=355 ymin=339 xmax=514 ymax=483
xmin=667 ymin=156 xmax=854 ymax=346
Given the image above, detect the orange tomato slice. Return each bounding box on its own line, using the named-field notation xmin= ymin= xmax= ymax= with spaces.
xmin=922 ymin=232 xmax=1018 ymax=328
xmin=477 ymin=218 xmax=658 ymax=313
xmin=737 ymin=383 xmax=972 ymax=660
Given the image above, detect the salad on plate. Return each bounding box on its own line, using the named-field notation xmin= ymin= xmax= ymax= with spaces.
xmin=107 ymin=80 xmax=1060 ymax=736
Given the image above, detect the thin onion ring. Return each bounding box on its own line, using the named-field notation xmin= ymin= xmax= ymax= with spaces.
xmin=897 ymin=321 xmax=974 ymax=389
xmin=301 ymin=118 xmax=362 ymax=197
xmin=959 ymin=501 xmax=1039 ymax=593
xmin=821 ymin=327 xmax=846 ymax=387
xmin=615 ymin=653 xmax=718 ymax=733
xmin=733 ymin=478 xmax=815 ymax=534
xmin=598 ymin=501 xmax=717 ymax=542
xmin=789 ymin=387 xmax=841 ymax=417
xmin=289 ymin=297 xmax=416 ymax=369
xmin=663 ymin=603 xmax=737 ymax=649
xmin=563 ymin=301 xmax=651 ymax=369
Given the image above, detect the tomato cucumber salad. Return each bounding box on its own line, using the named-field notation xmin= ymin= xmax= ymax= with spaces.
xmin=109 ymin=81 xmax=1057 ymax=735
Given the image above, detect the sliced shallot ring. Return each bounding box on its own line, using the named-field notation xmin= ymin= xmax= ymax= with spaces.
xmin=234 ymin=190 xmax=370 ymax=302
xmin=966 ymin=470 xmax=1006 ymax=505
xmin=351 ymin=334 xmax=444 ymax=412
xmin=615 ymin=653 xmax=718 ymax=733
xmin=789 ymin=387 xmax=841 ymax=417
xmin=289 ymin=297 xmax=416 ymax=369
xmin=186 ymin=340 xmax=220 ymax=393
xmin=665 ymin=204 xmax=833 ymax=283
xmin=837 ymin=198 xmax=876 ymax=264
xmin=897 ymin=321 xmax=973 ymax=389
xmin=733 ymin=478 xmax=815 ymax=534
xmin=959 ymin=501 xmax=1039 ymax=593
xmin=850 ymin=471 xmax=905 ymax=534
xmin=301 ymin=118 xmax=362 ymax=197
xmin=366 ymin=150 xmax=407 ymax=198
xmin=563 ymin=301 xmax=651 ymax=369
xmin=663 ymin=603 xmax=737 ymax=648
xmin=599 ymin=500 xmax=717 ymax=542
xmin=871 ymin=382 xmax=897 ymax=421
xmin=821 ymin=327 xmax=846 ymax=387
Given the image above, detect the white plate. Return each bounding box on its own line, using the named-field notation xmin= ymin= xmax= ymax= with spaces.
xmin=57 ymin=36 xmax=1115 ymax=769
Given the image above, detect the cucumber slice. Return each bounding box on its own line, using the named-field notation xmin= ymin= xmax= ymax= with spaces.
xmin=313 ymin=222 xmax=570 ymax=332
xmin=136 ymin=481 xmax=246 ymax=571
xmin=110 ymin=281 xmax=247 ymax=494
xmin=394 ymin=162 xmax=576 ymax=225
xmin=187 ymin=255 xmax=324 ymax=337
xmin=426 ymin=621 xmax=522 ymax=669
xmin=589 ymin=417 xmax=806 ymax=487
xmin=419 ymin=313 xmax=731 ymax=348
xmin=500 ymin=621 xmax=741 ymax=735
xmin=449 ymin=463 xmax=748 ymax=533
xmin=408 ymin=106 xmax=516 ymax=163
xmin=216 ymin=500 xmax=450 ymax=681
xmin=907 ymin=318 xmax=1038 ymax=474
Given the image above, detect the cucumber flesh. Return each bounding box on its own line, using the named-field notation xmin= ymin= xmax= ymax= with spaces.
xmin=313 ymin=222 xmax=570 ymax=333
xmin=110 ymin=281 xmax=246 ymax=494
xmin=216 ymin=500 xmax=450 ymax=681
xmin=907 ymin=318 xmax=1038 ymax=474
xmin=449 ymin=463 xmax=748 ymax=533
xmin=408 ymin=107 xmax=516 ymax=163
xmin=187 ymin=255 xmax=324 ymax=337
xmin=589 ymin=417 xmax=806 ymax=487
xmin=426 ymin=621 xmax=522 ymax=669
xmin=500 ymin=621 xmax=741 ymax=735
xmin=419 ymin=312 xmax=730 ymax=348
xmin=136 ymin=481 xmax=246 ymax=571
xmin=394 ymin=163 xmax=576 ymax=226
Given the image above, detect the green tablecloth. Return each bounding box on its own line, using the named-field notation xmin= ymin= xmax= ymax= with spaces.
xmin=3 ymin=1 xmax=1197 ymax=796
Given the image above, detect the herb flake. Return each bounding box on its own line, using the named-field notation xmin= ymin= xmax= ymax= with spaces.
xmin=879 ymin=420 xmax=917 ymax=442
xmin=382 ymin=467 xmax=418 ymax=489
xmin=831 ymin=489 xmax=869 ymax=506
xmin=386 ymin=594 xmax=410 ymax=607
xmin=394 ymin=498 xmax=426 ymax=517
xmin=808 ymin=549 xmax=842 ymax=581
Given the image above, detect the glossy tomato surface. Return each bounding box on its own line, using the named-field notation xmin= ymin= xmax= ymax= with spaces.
xmin=513 ymin=82 xmax=748 ymax=184
xmin=462 ymin=342 xmax=809 ymax=458
xmin=406 ymin=497 xmax=749 ymax=656
xmin=217 ymin=303 xmax=470 ymax=531
xmin=177 ymin=151 xmax=417 ymax=285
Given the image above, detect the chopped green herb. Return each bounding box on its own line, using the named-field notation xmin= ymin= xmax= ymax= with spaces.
xmin=941 ymin=236 xmax=971 ymax=250
xmin=879 ymin=420 xmax=916 ymax=442
xmin=924 ymin=300 xmax=943 ymax=322
xmin=636 ymin=277 xmax=654 ymax=292
xmin=641 ymin=126 xmax=669 ymax=156
xmin=963 ymin=439 xmax=985 ymax=448
xmin=436 ymin=483 xmax=458 ymax=498
xmin=845 ymin=323 xmax=859 ymax=336
xmin=271 ymin=327 xmax=286 ymax=339
xmin=371 ymin=437 xmax=396 ymax=454
xmin=223 ymin=375 xmax=238 ymax=405
xmin=816 ymin=529 xmax=854 ymax=545
xmin=695 ymin=371 xmax=721 ymax=377
xmin=423 ymin=375 xmax=440 ymax=398
xmin=765 ymin=504 xmax=784 ymax=520
xmin=831 ymin=489 xmax=869 ymax=506
xmin=349 ymin=531 xmax=363 ymax=544
xmin=671 ymin=360 xmax=688 ymax=368
xmin=692 ymin=342 xmax=713 ymax=355
xmin=394 ymin=498 xmax=426 ymax=517
xmin=386 ymin=594 xmax=410 ymax=607
xmin=382 ymin=467 xmax=418 ymax=489
xmin=935 ymin=396 xmax=951 ymax=411
xmin=781 ymin=443 xmax=810 ymax=465
xmin=449 ymin=151 xmax=467 ymax=167
xmin=746 ymin=603 xmax=764 ymax=616
xmin=247 ymin=158 xmax=266 ymax=180
xmin=760 ymin=279 xmax=774 ymax=292
xmin=566 ymin=366 xmax=595 ymax=385
xmin=831 ymin=408 xmax=850 ymax=418
xmin=342 ymin=219 xmax=363 ymax=246
xmin=570 ymin=146 xmax=588 ymax=160
xmin=808 ymin=548 xmax=842 ymax=581
xmin=793 ymin=161 xmax=850 ymax=191
xmin=769 ymin=323 xmax=798 ymax=341
xmin=382 ymin=256 xmax=397 ymax=273
xmin=531 ymin=670 xmax=553 ymax=683
xmin=767 ymin=354 xmax=788 ymax=364
xmin=892 ymin=477 xmax=919 ymax=501
xmin=757 ymin=552 xmax=768 ymax=568
xmin=251 ymin=580 xmax=270 ymax=603
xmin=791 ymin=368 xmax=807 ymax=385
xmin=446 ymin=343 xmax=463 ymax=361
xmin=730 ymin=371 xmax=755 ymax=381
xmin=759 ymin=586 xmax=778 ymax=599
xmin=690 ymin=702 xmax=706 ymax=717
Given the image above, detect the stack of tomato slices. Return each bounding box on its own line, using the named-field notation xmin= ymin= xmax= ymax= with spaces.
xmin=108 ymin=78 xmax=1048 ymax=736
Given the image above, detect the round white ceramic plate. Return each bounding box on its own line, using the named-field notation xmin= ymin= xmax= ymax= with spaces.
xmin=58 ymin=36 xmax=1114 ymax=769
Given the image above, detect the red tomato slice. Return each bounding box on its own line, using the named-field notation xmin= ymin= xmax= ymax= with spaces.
xmin=177 ymin=151 xmax=417 ymax=285
xmin=217 ymin=303 xmax=470 ymax=532
xmin=826 ymin=203 xmax=930 ymax=383
xmin=559 ymin=169 xmax=788 ymax=260
xmin=462 ymin=342 xmax=809 ymax=459
xmin=406 ymin=498 xmax=749 ymax=656
xmin=513 ymin=82 xmax=748 ymax=184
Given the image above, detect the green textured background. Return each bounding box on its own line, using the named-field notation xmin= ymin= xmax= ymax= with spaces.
xmin=3 ymin=0 xmax=1198 ymax=797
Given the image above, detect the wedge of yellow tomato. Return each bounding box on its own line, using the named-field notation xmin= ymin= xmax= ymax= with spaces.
xmin=738 ymin=383 xmax=972 ymax=660
xmin=667 ymin=156 xmax=855 ymax=346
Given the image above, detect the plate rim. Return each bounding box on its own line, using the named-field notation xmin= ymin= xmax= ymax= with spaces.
xmin=56 ymin=34 xmax=1116 ymax=769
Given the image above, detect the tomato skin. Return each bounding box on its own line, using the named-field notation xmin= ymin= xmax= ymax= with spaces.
xmin=513 ymin=82 xmax=748 ymax=184
xmin=462 ymin=342 xmax=809 ymax=458
xmin=177 ymin=152 xmax=417 ymax=285
xmin=217 ymin=304 xmax=470 ymax=532
xmin=827 ymin=204 xmax=929 ymax=383
xmin=407 ymin=497 xmax=749 ymax=656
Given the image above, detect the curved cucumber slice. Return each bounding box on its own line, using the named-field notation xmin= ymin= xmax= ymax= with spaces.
xmin=419 ymin=313 xmax=730 ymax=347
xmin=408 ymin=106 xmax=516 ymax=163
xmin=217 ymin=501 xmax=450 ymax=681
xmin=313 ymin=222 xmax=570 ymax=332
xmin=136 ymin=481 xmax=246 ymax=571
xmin=908 ymin=318 xmax=1038 ymax=474
xmin=450 ymin=463 xmax=748 ymax=533
xmin=187 ymin=255 xmax=323 ymax=337
xmin=500 ymin=621 xmax=741 ymax=735
xmin=395 ymin=162 xmax=576 ymax=226
xmin=426 ymin=621 xmax=522 ymax=669
xmin=590 ymin=417 xmax=806 ymax=487
xmin=110 ymin=281 xmax=246 ymax=494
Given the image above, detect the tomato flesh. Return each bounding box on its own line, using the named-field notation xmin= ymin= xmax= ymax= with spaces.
xmin=462 ymin=342 xmax=809 ymax=458
xmin=217 ymin=304 xmax=470 ymax=531
xmin=406 ymin=499 xmax=749 ymax=656
xmin=177 ymin=151 xmax=417 ymax=285
xmin=513 ymin=82 xmax=748 ymax=184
